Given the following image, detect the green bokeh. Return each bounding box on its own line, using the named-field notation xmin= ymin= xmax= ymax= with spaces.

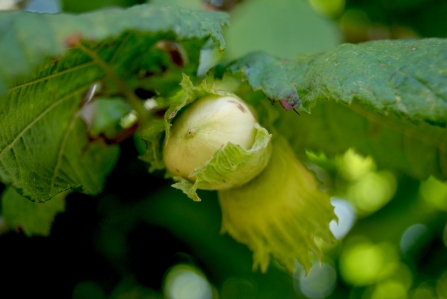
xmin=224 ymin=0 xmax=341 ymax=58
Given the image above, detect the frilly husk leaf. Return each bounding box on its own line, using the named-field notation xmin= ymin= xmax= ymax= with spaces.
xmin=164 ymin=74 xmax=237 ymax=142
xmin=218 ymin=136 xmax=337 ymax=274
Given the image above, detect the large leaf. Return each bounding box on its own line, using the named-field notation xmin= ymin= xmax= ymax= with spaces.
xmin=0 ymin=5 xmax=228 ymax=201
xmin=278 ymin=101 xmax=447 ymax=181
xmin=216 ymin=39 xmax=447 ymax=126
xmin=214 ymin=39 xmax=447 ymax=180
xmin=0 ymin=4 xmax=227 ymax=95
xmin=223 ymin=0 xmax=340 ymax=59
xmin=1 ymin=187 xmax=65 ymax=237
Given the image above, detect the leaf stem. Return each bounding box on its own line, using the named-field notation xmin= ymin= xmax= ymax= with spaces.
xmin=77 ymin=43 xmax=148 ymax=127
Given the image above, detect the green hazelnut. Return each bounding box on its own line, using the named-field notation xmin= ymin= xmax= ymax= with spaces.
xmin=163 ymin=94 xmax=258 ymax=184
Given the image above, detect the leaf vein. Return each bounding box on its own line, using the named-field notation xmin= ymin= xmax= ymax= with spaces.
xmin=8 ymin=61 xmax=95 ymax=92
xmin=109 ymin=32 xmax=132 ymax=64
xmin=0 ymin=84 xmax=91 ymax=159
xmin=389 ymin=63 xmax=447 ymax=103
xmin=49 ymin=111 xmax=78 ymax=196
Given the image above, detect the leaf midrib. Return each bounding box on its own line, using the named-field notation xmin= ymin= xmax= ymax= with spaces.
xmin=49 ymin=108 xmax=78 ymax=196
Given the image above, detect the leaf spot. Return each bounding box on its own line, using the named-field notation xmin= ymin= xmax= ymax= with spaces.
xmin=65 ymin=33 xmax=83 ymax=47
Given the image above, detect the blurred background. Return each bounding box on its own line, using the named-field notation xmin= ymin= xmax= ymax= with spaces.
xmin=1 ymin=0 xmax=447 ymax=298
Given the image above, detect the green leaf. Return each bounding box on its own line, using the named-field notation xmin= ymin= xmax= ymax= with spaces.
xmin=0 ymin=5 xmax=228 ymax=96
xmin=0 ymin=5 xmax=228 ymax=201
xmin=86 ymin=97 xmax=133 ymax=139
xmin=223 ymin=0 xmax=340 ymax=59
xmin=137 ymin=118 xmax=166 ymax=172
xmin=216 ymin=39 xmax=447 ymax=126
xmin=218 ymin=136 xmax=336 ymax=273
xmin=215 ymin=39 xmax=447 ymax=180
xmin=1 ymin=187 xmax=65 ymax=237
xmin=277 ymin=100 xmax=447 ymax=181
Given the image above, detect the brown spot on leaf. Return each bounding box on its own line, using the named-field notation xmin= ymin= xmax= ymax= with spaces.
xmin=279 ymin=100 xmax=294 ymax=110
xmin=51 ymin=57 xmax=60 ymax=66
xmin=204 ymin=0 xmax=242 ymax=11
xmin=169 ymin=50 xmax=184 ymax=67
xmin=278 ymin=92 xmax=301 ymax=111
xmin=169 ymin=111 xmax=177 ymax=119
xmin=227 ymin=100 xmax=247 ymax=113
xmin=176 ymin=169 xmax=180 ymax=173
xmin=156 ymin=40 xmax=185 ymax=66
xmin=65 ymin=33 xmax=82 ymax=47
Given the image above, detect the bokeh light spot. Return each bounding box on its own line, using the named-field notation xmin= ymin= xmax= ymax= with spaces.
xmin=347 ymin=171 xmax=397 ymax=216
xmin=297 ymin=261 xmax=337 ymax=298
xmin=444 ymin=222 xmax=447 ymax=248
xmin=371 ymin=280 xmax=407 ymax=299
xmin=340 ymin=240 xmax=398 ymax=286
xmin=411 ymin=283 xmax=438 ymax=299
xmin=164 ymin=264 xmax=213 ymax=299
xmin=387 ymin=262 xmax=413 ymax=291
xmin=420 ymin=176 xmax=447 ymax=211
xmin=400 ymin=224 xmax=431 ymax=256
xmin=339 ymin=149 xmax=375 ymax=181
xmin=309 ymin=0 xmax=345 ymax=16
xmin=330 ymin=198 xmax=356 ymax=239
xmin=437 ymin=271 xmax=447 ymax=299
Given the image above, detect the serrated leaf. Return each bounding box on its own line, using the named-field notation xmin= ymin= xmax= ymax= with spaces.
xmin=137 ymin=118 xmax=166 ymax=172
xmin=0 ymin=5 xmax=228 ymax=201
xmin=216 ymin=39 xmax=447 ymax=126
xmin=0 ymin=5 xmax=228 ymax=96
xmin=218 ymin=136 xmax=336 ymax=273
xmin=214 ymin=39 xmax=447 ymax=180
xmin=1 ymin=187 xmax=65 ymax=237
